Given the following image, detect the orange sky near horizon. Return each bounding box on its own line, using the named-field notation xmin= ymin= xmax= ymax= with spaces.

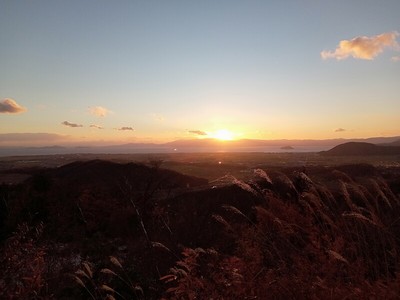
xmin=1 ymin=1 xmax=399 ymax=147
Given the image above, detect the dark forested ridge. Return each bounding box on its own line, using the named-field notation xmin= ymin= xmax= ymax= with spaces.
xmin=1 ymin=160 xmax=400 ymax=299
xmin=321 ymin=142 xmax=400 ymax=156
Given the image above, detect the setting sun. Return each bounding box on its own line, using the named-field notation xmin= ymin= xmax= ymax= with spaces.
xmin=212 ymin=129 xmax=234 ymax=141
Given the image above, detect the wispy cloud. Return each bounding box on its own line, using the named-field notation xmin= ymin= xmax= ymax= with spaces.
xmin=151 ymin=113 xmax=164 ymax=122
xmin=189 ymin=130 xmax=208 ymax=136
xmin=0 ymin=133 xmax=68 ymax=142
xmin=89 ymin=106 xmax=111 ymax=117
xmin=391 ymin=56 xmax=400 ymax=62
xmin=0 ymin=133 xmax=70 ymax=146
xmin=321 ymin=32 xmax=399 ymax=60
xmin=335 ymin=128 xmax=346 ymax=132
xmin=118 ymin=126 xmax=134 ymax=131
xmin=62 ymin=121 xmax=83 ymax=128
xmin=0 ymin=98 xmax=27 ymax=114
xmin=90 ymin=124 xmax=104 ymax=129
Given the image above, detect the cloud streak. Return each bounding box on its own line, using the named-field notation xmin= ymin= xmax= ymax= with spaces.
xmin=321 ymin=32 xmax=399 ymax=60
xmin=335 ymin=128 xmax=346 ymax=132
xmin=392 ymin=56 xmax=400 ymax=62
xmin=0 ymin=98 xmax=27 ymax=114
xmin=118 ymin=126 xmax=134 ymax=131
xmin=90 ymin=124 xmax=104 ymax=129
xmin=89 ymin=106 xmax=111 ymax=117
xmin=189 ymin=130 xmax=208 ymax=136
xmin=151 ymin=113 xmax=164 ymax=122
xmin=0 ymin=133 xmax=68 ymax=142
xmin=0 ymin=133 xmax=71 ymax=146
xmin=62 ymin=121 xmax=83 ymax=128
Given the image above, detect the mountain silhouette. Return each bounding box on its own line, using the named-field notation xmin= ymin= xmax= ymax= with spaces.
xmin=321 ymin=142 xmax=400 ymax=156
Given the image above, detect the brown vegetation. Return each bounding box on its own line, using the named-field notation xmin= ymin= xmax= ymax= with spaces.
xmin=1 ymin=160 xmax=400 ymax=299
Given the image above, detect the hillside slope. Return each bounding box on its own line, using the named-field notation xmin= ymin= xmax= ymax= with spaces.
xmin=1 ymin=162 xmax=400 ymax=299
xmin=321 ymin=142 xmax=400 ymax=156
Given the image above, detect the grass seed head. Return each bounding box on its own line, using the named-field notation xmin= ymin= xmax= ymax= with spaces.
xmin=101 ymin=284 xmax=116 ymax=293
xmin=110 ymin=256 xmax=123 ymax=269
xmin=101 ymin=268 xmax=117 ymax=276
xmin=82 ymin=262 xmax=93 ymax=278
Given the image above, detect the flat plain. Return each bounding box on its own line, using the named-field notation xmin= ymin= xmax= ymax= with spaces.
xmin=1 ymin=152 xmax=399 ymax=183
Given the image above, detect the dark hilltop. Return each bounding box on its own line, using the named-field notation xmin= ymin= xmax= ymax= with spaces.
xmin=321 ymin=141 xmax=400 ymax=156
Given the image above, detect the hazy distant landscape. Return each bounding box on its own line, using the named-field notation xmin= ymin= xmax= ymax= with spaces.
xmin=1 ymin=135 xmax=400 ymax=157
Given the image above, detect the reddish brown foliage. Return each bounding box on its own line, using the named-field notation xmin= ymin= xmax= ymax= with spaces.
xmin=1 ymin=161 xmax=400 ymax=299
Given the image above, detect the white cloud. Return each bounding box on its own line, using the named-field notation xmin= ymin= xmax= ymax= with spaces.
xmin=321 ymin=32 xmax=399 ymax=60
xmin=89 ymin=106 xmax=111 ymax=117
xmin=62 ymin=121 xmax=83 ymax=128
xmin=0 ymin=98 xmax=27 ymax=114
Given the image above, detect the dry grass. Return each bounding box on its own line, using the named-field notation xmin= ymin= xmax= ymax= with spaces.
xmin=162 ymin=166 xmax=400 ymax=299
xmin=73 ymin=256 xmax=144 ymax=300
xmin=1 ymin=162 xmax=400 ymax=299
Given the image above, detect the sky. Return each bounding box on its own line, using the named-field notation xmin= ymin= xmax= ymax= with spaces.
xmin=1 ymin=0 xmax=399 ymax=146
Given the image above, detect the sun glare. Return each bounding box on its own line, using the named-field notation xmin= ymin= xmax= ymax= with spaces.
xmin=213 ymin=129 xmax=234 ymax=141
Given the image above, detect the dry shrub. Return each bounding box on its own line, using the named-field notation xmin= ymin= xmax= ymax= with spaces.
xmin=331 ymin=170 xmax=354 ymax=185
xmin=272 ymin=172 xmax=299 ymax=200
xmin=161 ymin=248 xmax=249 ymax=299
xmin=73 ymin=256 xmax=145 ymax=300
xmin=299 ymin=192 xmax=337 ymax=234
xmin=160 ymin=165 xmax=400 ymax=298
xmin=0 ymin=222 xmax=47 ymax=299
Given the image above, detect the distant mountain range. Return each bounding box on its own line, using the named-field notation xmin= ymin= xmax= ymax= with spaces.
xmin=0 ymin=136 xmax=400 ymax=156
xmin=380 ymin=139 xmax=400 ymax=147
xmin=109 ymin=136 xmax=400 ymax=149
xmin=164 ymin=136 xmax=400 ymax=148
